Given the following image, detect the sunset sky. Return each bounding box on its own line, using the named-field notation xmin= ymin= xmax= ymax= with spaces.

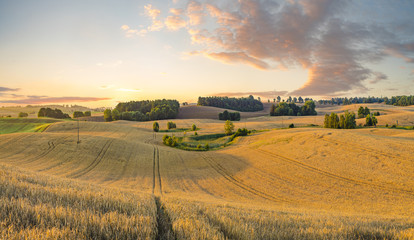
xmin=1 ymin=0 xmax=413 ymax=107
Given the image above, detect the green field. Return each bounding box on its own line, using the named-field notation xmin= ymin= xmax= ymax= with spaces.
xmin=0 ymin=118 xmax=61 ymax=134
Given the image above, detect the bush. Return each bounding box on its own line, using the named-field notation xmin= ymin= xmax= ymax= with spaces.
xmin=191 ymin=124 xmax=196 ymax=131
xmin=385 ymin=124 xmax=389 ymax=128
xmin=84 ymin=111 xmax=91 ymax=117
xmin=18 ymin=112 xmax=28 ymax=118
xmin=231 ymin=128 xmax=251 ymax=141
xmin=167 ymin=121 xmax=176 ymax=130
xmin=289 ymin=123 xmax=294 ymax=128
xmin=205 ymin=144 xmax=210 ymax=150
xmin=153 ymin=122 xmax=159 ymax=132
xmin=162 ymin=135 xmax=178 ymax=147
xmin=391 ymin=124 xmax=397 ymax=128
xmin=197 ymin=144 xmax=202 ymax=150
xmin=73 ymin=111 xmax=85 ymax=118
xmin=194 ymin=131 xmax=198 ymax=136
xmin=224 ymin=120 xmax=235 ymax=135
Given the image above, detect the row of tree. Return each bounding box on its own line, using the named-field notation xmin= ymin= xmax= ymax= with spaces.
xmin=218 ymin=110 xmax=241 ymax=121
xmin=38 ymin=108 xmax=70 ymax=119
xmin=270 ymin=100 xmax=317 ymax=116
xmin=384 ymin=95 xmax=414 ymax=106
xmin=197 ymin=95 xmax=263 ymax=112
xmin=104 ymin=99 xmax=180 ymax=122
xmin=324 ymin=111 xmax=357 ymax=129
xmin=73 ymin=111 xmax=91 ymax=118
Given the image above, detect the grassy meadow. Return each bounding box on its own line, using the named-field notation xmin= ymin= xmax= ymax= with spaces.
xmin=0 ymin=103 xmax=413 ymax=239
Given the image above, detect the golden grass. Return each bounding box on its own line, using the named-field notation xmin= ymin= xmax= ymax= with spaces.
xmin=0 ymin=163 xmax=157 ymax=239
xmin=0 ymin=103 xmax=413 ymax=239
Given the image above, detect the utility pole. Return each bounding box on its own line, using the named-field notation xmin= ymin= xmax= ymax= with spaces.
xmin=77 ymin=119 xmax=80 ymax=144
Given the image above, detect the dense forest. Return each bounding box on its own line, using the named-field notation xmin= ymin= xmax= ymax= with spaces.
xmin=197 ymin=95 xmax=263 ymax=112
xmin=324 ymin=111 xmax=356 ymax=129
xmin=38 ymin=108 xmax=70 ymax=119
xmin=384 ymin=95 xmax=414 ymax=106
xmin=270 ymin=100 xmax=317 ymax=116
xmin=104 ymin=99 xmax=180 ymax=122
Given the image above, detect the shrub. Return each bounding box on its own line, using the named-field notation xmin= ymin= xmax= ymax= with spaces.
xmin=84 ymin=111 xmax=91 ymax=117
xmin=385 ymin=124 xmax=388 ymax=128
xmin=391 ymin=124 xmax=397 ymax=128
xmin=191 ymin=124 xmax=197 ymax=131
xmin=153 ymin=122 xmax=159 ymax=132
xmin=194 ymin=131 xmax=198 ymax=136
xmin=197 ymin=144 xmax=202 ymax=150
xmin=224 ymin=120 xmax=235 ymax=135
xmin=18 ymin=112 xmax=28 ymax=118
xmin=73 ymin=111 xmax=85 ymax=118
xmin=167 ymin=121 xmax=176 ymax=130
xmin=289 ymin=123 xmax=294 ymax=128
xmin=205 ymin=144 xmax=210 ymax=150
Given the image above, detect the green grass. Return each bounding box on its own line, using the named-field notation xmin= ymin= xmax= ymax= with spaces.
xmin=159 ymin=128 xmax=200 ymax=133
xmin=164 ymin=132 xmax=239 ymax=151
xmin=0 ymin=118 xmax=60 ymax=134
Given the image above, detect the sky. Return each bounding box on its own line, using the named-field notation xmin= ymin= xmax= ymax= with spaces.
xmin=0 ymin=0 xmax=414 ymax=108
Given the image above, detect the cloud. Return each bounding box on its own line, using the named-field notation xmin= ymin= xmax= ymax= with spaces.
xmin=0 ymin=97 xmax=111 ymax=104
xmin=370 ymin=72 xmax=388 ymax=84
xmin=144 ymin=4 xmax=164 ymax=31
xmin=116 ymin=88 xmax=141 ymax=92
xmin=213 ymin=91 xmax=288 ymax=98
xmin=206 ymin=52 xmax=270 ymax=69
xmin=165 ymin=15 xmax=187 ymax=31
xmin=0 ymin=86 xmax=19 ymax=94
xmin=122 ymin=1 xmax=414 ymax=96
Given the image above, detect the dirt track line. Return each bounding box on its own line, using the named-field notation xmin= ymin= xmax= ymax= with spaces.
xmin=152 ymin=146 xmax=156 ymax=194
xmin=156 ymin=146 xmax=162 ymax=195
xmin=201 ymin=154 xmax=291 ymax=203
xmin=255 ymin=148 xmax=414 ymax=195
xmin=320 ymin=137 xmax=405 ymax=161
xmin=15 ymin=140 xmax=56 ymax=165
xmin=68 ymin=139 xmax=113 ymax=178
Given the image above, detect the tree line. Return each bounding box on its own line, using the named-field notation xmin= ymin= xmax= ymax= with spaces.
xmin=38 ymin=108 xmax=70 ymax=119
xmin=324 ymin=111 xmax=356 ymax=129
xmin=73 ymin=111 xmax=91 ymax=118
xmin=197 ymin=95 xmax=263 ymax=112
xmin=270 ymin=100 xmax=317 ymax=116
xmin=104 ymin=99 xmax=180 ymax=122
xmin=219 ymin=110 xmax=240 ymax=121
xmin=384 ymin=95 xmax=414 ymax=106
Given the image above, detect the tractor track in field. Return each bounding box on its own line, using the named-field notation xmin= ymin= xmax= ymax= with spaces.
xmin=201 ymin=153 xmax=291 ymax=203
xmin=152 ymin=144 xmax=162 ymax=195
xmin=319 ymin=137 xmax=408 ymax=161
xmin=177 ymin=154 xmax=217 ymax=198
xmin=19 ymin=140 xmax=56 ymax=164
xmin=68 ymin=139 xmax=114 ymax=178
xmin=254 ymin=147 xmax=414 ymax=196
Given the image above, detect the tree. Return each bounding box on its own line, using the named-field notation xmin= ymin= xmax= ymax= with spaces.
xmin=324 ymin=114 xmax=329 ymax=128
xmin=365 ymin=114 xmax=377 ymax=127
xmin=104 ymin=109 xmax=112 ymax=122
xmin=153 ymin=121 xmax=159 ymax=132
xmin=224 ymin=120 xmax=234 ymax=135
xmin=73 ymin=111 xmax=84 ymax=118
xmin=112 ymin=109 xmax=121 ymax=120
xmin=277 ymin=96 xmax=281 ymax=102
xmin=191 ymin=124 xmax=197 ymax=131
xmin=18 ymin=112 xmax=28 ymax=117
xmin=84 ymin=111 xmax=91 ymax=117
xmin=298 ymin=96 xmax=303 ymax=103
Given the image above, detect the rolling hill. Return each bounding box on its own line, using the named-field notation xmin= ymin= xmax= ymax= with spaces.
xmin=0 ymin=103 xmax=413 ymax=239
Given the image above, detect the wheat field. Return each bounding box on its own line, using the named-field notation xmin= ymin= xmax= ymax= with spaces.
xmin=0 ymin=103 xmax=414 ymax=239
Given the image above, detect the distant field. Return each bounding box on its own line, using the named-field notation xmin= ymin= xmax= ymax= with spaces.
xmin=0 ymin=118 xmax=60 ymax=134
xmin=0 ymin=103 xmax=413 ymax=239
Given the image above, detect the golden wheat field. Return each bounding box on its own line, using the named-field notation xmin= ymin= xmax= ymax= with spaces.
xmin=1 ymin=103 xmax=414 ymax=239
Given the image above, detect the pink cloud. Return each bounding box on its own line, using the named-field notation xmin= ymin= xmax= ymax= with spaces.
xmin=165 ymin=15 xmax=187 ymax=31
xmin=0 ymin=97 xmax=111 ymax=104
